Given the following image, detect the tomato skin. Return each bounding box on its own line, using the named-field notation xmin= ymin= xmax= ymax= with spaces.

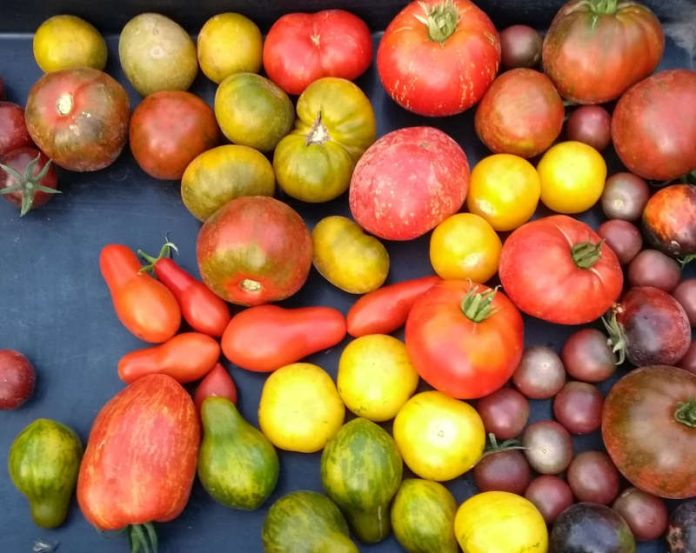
xmin=0 ymin=102 xmax=32 ymax=156
xmin=129 ymin=91 xmax=220 ymax=180
xmin=25 ymin=68 xmax=129 ymax=172
xmin=99 ymin=245 xmax=181 ymax=343
xmin=77 ymin=374 xmax=200 ymax=530
xmin=612 ymin=69 xmax=696 ymax=181
xmin=0 ymin=147 xmax=58 ymax=215
xmin=346 ymin=275 xmax=441 ymax=337
xmin=542 ymin=0 xmax=664 ymax=104
xmin=499 ymin=215 xmax=623 ymax=325
xmin=221 ymin=305 xmax=346 ymax=372
xmin=194 ymin=363 xmax=238 ymax=411
xmin=642 ymin=184 xmax=696 ymax=257
xmin=405 ymin=280 xmax=524 ymax=400
xmin=602 ymin=365 xmax=696 ymax=499
xmin=263 ymin=9 xmax=372 ymax=95
xmin=377 ymin=0 xmax=500 ymax=117
xmin=118 ymin=332 xmax=220 ymax=384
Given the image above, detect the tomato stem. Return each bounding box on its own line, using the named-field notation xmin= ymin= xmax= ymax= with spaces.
xmin=675 ymin=400 xmax=696 ymax=428
xmin=602 ymin=309 xmax=627 ymax=365
xmin=460 ymin=286 xmax=498 ymax=323
xmin=571 ymin=240 xmax=603 ymax=269
xmin=137 ymin=241 xmax=178 ymax=274
xmin=305 ymin=111 xmax=330 ymax=146
xmin=0 ymin=154 xmax=59 ymax=216
xmin=479 ymin=432 xmax=526 ymax=459
xmin=127 ymin=523 xmax=158 ymax=553
xmin=589 ymin=0 xmax=619 ymax=15
xmin=679 ymin=254 xmax=696 ymax=268
xmin=414 ymin=0 xmax=460 ymax=43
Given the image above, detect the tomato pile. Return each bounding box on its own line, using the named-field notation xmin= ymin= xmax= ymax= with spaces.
xmin=1 ymin=1 xmax=696 ymax=553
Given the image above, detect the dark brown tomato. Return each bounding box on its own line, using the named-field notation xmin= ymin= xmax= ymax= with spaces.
xmin=673 ymin=280 xmax=696 ymax=326
xmin=565 ymin=105 xmax=611 ymax=151
xmin=0 ymin=102 xmax=32 ymax=156
xmin=597 ymin=219 xmax=642 ymax=265
xmin=129 ymin=91 xmax=220 ymax=181
xmin=473 ymin=450 xmax=531 ymax=494
xmin=553 ymin=381 xmax=603 ymax=435
xmin=24 ymin=68 xmax=130 ymax=172
xmin=512 ymin=345 xmax=566 ymax=399
xmin=642 ymin=184 xmax=696 ymax=258
xmin=612 ymin=487 xmax=668 ymax=542
xmin=0 ymin=147 xmax=58 ymax=216
xmin=567 ymin=451 xmax=620 ymax=505
xmin=0 ymin=350 xmax=36 ymax=410
xmin=601 ymin=172 xmax=650 ymax=221
xmin=499 ymin=25 xmax=542 ymax=69
xmin=524 ymin=475 xmax=574 ymax=525
xmin=627 ymin=249 xmax=681 ymax=291
xmin=561 ymin=328 xmax=616 ymax=383
xmin=668 ymin=500 xmax=696 ymax=552
xmin=476 ymin=387 xmax=529 ymax=440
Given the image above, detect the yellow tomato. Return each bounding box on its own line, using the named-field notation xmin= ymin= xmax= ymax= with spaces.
xmin=455 ymin=491 xmax=548 ymax=553
xmin=429 ymin=213 xmax=502 ymax=283
xmin=337 ymin=334 xmax=418 ymax=421
xmin=33 ymin=15 xmax=107 ymax=72
xmin=197 ymin=13 xmax=263 ymax=84
xmin=259 ymin=363 xmax=345 ymax=453
xmin=467 ymin=154 xmax=541 ymax=231
xmin=537 ymin=141 xmax=607 ymax=214
xmin=393 ymin=391 xmax=485 ymax=481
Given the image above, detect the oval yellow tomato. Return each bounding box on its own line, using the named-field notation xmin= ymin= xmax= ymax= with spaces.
xmin=312 ymin=215 xmax=389 ymax=294
xmin=467 ymin=154 xmax=541 ymax=231
xmin=258 ymin=363 xmax=345 ymax=453
xmin=393 ymin=391 xmax=485 ymax=481
xmin=537 ymin=141 xmax=607 ymax=214
xmin=455 ymin=491 xmax=548 ymax=553
xmin=429 ymin=213 xmax=502 ymax=283
xmin=33 ymin=15 xmax=107 ymax=73
xmin=337 ymin=334 xmax=418 ymax=422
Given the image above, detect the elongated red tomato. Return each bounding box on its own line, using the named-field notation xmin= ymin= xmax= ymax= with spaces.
xmin=118 ymin=332 xmax=220 ymax=384
xmin=346 ymin=275 xmax=441 ymax=337
xmin=221 ymin=305 xmax=346 ymax=372
xmin=99 ymin=245 xmax=181 ymax=343
xmin=194 ymin=363 xmax=238 ymax=411
xmin=405 ymin=280 xmax=524 ymax=399
xmin=77 ymin=374 xmax=199 ymax=551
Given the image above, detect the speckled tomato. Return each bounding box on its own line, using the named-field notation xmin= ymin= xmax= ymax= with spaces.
xmin=25 ymin=68 xmax=129 ymax=171
xmin=197 ymin=196 xmax=312 ymax=306
xmin=349 ymin=127 xmax=469 ymax=241
xmin=642 ymin=184 xmax=696 ymax=257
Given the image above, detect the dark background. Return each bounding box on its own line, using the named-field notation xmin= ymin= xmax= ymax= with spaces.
xmin=0 ymin=1 xmax=695 ymax=552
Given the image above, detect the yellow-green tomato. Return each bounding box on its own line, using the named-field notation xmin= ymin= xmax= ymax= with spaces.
xmin=312 ymin=215 xmax=389 ymax=294
xmin=273 ymin=77 xmax=376 ymax=203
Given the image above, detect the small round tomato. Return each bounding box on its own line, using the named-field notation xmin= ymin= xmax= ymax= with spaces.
xmin=0 ymin=147 xmax=58 ymax=216
xmin=537 ymin=141 xmax=606 ymax=214
xmin=642 ymin=184 xmax=696 ymax=257
xmin=429 ymin=213 xmax=501 ymax=283
xmin=467 ymin=154 xmax=540 ymax=231
xmin=33 ymin=15 xmax=107 ymax=72
xmin=0 ymin=102 xmax=32 ymax=156
xmin=130 ymin=91 xmax=220 ymax=181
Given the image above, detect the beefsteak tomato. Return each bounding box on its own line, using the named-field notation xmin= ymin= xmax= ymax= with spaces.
xmin=499 ymin=215 xmax=623 ymax=324
xmin=542 ymin=0 xmax=664 ymax=104
xmin=377 ymin=0 xmax=500 ymax=116
xmin=405 ymin=280 xmax=524 ymax=399
xmin=602 ymin=365 xmax=696 ymax=498
xmin=263 ymin=9 xmax=373 ymax=95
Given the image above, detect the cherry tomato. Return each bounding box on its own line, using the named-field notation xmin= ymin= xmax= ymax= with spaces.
xmin=476 ymin=388 xmax=529 ymax=440
xmin=499 ymin=25 xmax=542 ymax=69
xmin=0 ymin=101 xmax=32 ymax=156
xmin=567 ymin=451 xmax=620 ymax=505
xmin=512 ymin=346 xmax=566 ymax=399
xmin=0 ymin=147 xmax=58 ymax=216
xmin=0 ymin=350 xmax=36 ymax=410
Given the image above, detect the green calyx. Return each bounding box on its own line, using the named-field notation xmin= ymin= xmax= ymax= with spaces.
xmin=137 ymin=240 xmax=178 ymax=274
xmin=679 ymin=254 xmax=696 ymax=268
xmin=128 ymin=523 xmax=158 ymax=553
xmin=414 ymin=0 xmax=460 ymax=43
xmin=0 ymin=154 xmax=59 ymax=216
xmin=601 ymin=309 xmax=627 ymax=366
xmin=588 ymin=0 xmax=619 ymax=15
xmin=479 ymin=433 xmax=526 ymax=460
xmin=460 ymin=286 xmax=498 ymax=323
xmin=571 ymin=240 xmax=604 ymax=269
xmin=674 ymin=400 xmax=696 ymax=429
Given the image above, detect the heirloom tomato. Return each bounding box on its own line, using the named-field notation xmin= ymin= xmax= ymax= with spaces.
xmin=642 ymin=184 xmax=696 ymax=257
xmin=0 ymin=102 xmax=32 ymax=156
xmin=0 ymin=147 xmax=58 ymax=216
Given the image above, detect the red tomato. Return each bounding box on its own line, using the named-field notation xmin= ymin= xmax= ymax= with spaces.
xmin=118 ymin=332 xmax=220 ymax=384
xmin=0 ymin=102 xmax=32 ymax=156
xmin=642 ymin=184 xmax=696 ymax=257
xmin=221 ymin=305 xmax=346 ymax=372
xmin=499 ymin=215 xmax=623 ymax=325
xmin=542 ymin=0 xmax=664 ymax=104
xmin=349 ymin=126 xmax=470 ymax=240
xmin=99 ymin=244 xmax=181 ymax=343
xmin=0 ymin=147 xmax=58 ymax=216
xmin=77 ymin=374 xmax=199 ymax=549
xmin=263 ymin=9 xmax=372 ymax=95
xmin=377 ymin=0 xmax=500 ymax=117
xmin=405 ymin=280 xmax=524 ymax=399
xmin=25 ymin=68 xmax=130 ymax=171
xmin=194 ymin=363 xmax=238 ymax=411
xmin=129 ymin=91 xmax=220 ymax=180
xmin=612 ymin=70 xmax=696 ymax=181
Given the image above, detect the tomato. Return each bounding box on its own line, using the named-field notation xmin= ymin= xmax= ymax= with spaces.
xmin=467 ymin=154 xmax=540 ymax=231
xmin=99 ymin=244 xmax=181 ymax=343
xmin=0 ymin=102 xmax=32 ymax=156
xmin=77 ymin=374 xmax=199 ymax=552
xmin=475 ymin=68 xmax=564 ymax=159
xmin=346 ymin=275 xmax=441 ymax=337
xmin=602 ymin=365 xmax=696 ymax=499
xmin=537 ymin=141 xmax=606 ymax=214
xmin=25 ymin=68 xmax=129 ymax=172
xmin=350 ymin=126 xmax=470 ymax=241
xmin=405 ymin=280 xmax=524 ymax=399
xmin=377 ymin=0 xmax=500 ymax=117
xmin=312 ymin=215 xmax=389 ymax=294
xmin=429 ymin=213 xmax=501 ymax=283
xmin=542 ymin=0 xmax=664 ymax=104
xmin=196 ymin=196 xmax=313 ymax=306
xmin=0 ymin=350 xmax=36 ymax=410
xmin=33 ymin=15 xmax=107 ymax=72
xmin=194 ymin=363 xmax=238 ymax=411
xmin=499 ymin=215 xmax=623 ymax=324
xmin=130 ymin=91 xmax=220 ymax=181
xmin=262 ymin=9 xmax=372 ymax=95
xmin=273 ymin=77 xmax=376 ymax=203
xmin=393 ymin=391 xmax=485 ymax=481
xmin=221 ymin=305 xmax=346 ymax=372
xmin=612 ymin=69 xmax=696 ymax=181
xmin=0 ymin=147 xmax=58 ymax=216
xmin=642 ymin=184 xmax=696 ymax=257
